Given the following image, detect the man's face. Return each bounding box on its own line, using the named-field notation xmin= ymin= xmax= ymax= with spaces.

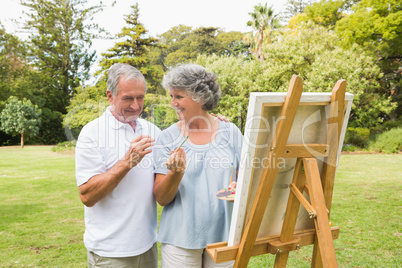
xmin=107 ymin=76 xmax=145 ymax=123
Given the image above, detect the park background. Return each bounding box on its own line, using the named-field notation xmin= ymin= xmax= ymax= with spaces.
xmin=0 ymin=0 xmax=401 ymax=267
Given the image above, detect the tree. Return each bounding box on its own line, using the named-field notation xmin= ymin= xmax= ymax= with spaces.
xmin=0 ymin=23 xmax=44 ymax=111
xmin=163 ymin=27 xmax=233 ymax=67
xmin=142 ymin=93 xmax=177 ymax=130
xmin=246 ymin=3 xmax=279 ymax=61
xmin=63 ymin=81 xmax=108 ymax=140
xmin=0 ymin=96 xmax=41 ymax=148
xmin=215 ymin=31 xmax=250 ymax=57
xmin=151 ymin=25 xmax=248 ymax=69
xmin=304 ymin=0 xmax=345 ymax=28
xmin=196 ymin=54 xmax=268 ymax=131
xmin=21 ymin=0 xmax=104 ymax=113
xmin=335 ymin=0 xmax=402 ymax=120
xmin=0 ymin=23 xmax=51 ymax=146
xmin=149 ymin=24 xmax=192 ymax=70
xmin=282 ymin=0 xmax=314 ymax=21
xmin=97 ymin=3 xmax=163 ymax=94
xmin=196 ymin=23 xmax=395 ymax=130
xmin=261 ymin=23 xmax=395 ymax=128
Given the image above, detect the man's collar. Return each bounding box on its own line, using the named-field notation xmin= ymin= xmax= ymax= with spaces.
xmin=106 ymin=106 xmax=141 ymax=132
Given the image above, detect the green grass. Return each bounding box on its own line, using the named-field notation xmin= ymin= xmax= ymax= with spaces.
xmin=0 ymin=146 xmax=401 ymax=267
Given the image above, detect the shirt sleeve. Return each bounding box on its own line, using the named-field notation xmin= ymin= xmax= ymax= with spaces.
xmin=75 ymin=126 xmax=106 ymax=187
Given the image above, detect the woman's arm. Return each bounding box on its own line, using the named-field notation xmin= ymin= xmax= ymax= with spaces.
xmin=153 ymin=148 xmax=186 ymax=206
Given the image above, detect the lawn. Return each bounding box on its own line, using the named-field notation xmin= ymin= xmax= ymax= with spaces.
xmin=0 ymin=146 xmax=400 ymax=267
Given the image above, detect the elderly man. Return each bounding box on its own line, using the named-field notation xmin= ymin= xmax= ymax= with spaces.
xmin=75 ymin=63 xmax=160 ymax=267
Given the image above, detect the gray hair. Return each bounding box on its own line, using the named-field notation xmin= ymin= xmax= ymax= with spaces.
xmin=162 ymin=64 xmax=221 ymax=111
xmin=107 ymin=63 xmax=147 ymax=97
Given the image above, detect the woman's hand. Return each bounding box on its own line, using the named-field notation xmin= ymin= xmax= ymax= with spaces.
xmin=228 ymin=181 xmax=237 ymax=192
xmin=155 ymin=148 xmax=186 ymax=206
xmin=165 ymin=148 xmax=186 ymax=173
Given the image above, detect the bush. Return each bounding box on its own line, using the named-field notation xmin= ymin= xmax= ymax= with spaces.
xmin=344 ymin=127 xmax=371 ymax=148
xmin=370 ymin=119 xmax=402 ymax=135
xmin=31 ymin=108 xmax=65 ymax=145
xmin=52 ymin=140 xmax=77 ymax=153
xmin=0 ymin=130 xmax=19 ymax=146
xmin=142 ymin=93 xmax=178 ymax=130
xmin=369 ymin=128 xmax=402 ymax=154
xmin=342 ymin=144 xmax=358 ymax=152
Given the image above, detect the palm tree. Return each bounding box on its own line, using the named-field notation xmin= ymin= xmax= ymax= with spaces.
xmin=246 ymin=3 xmax=279 ymax=61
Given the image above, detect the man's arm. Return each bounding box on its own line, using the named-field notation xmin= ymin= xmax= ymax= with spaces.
xmin=78 ymin=135 xmax=154 ymax=207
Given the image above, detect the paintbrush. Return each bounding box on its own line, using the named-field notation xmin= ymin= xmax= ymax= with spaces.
xmin=229 ymin=162 xmax=233 ymax=184
xmin=175 ymin=135 xmax=189 ymax=152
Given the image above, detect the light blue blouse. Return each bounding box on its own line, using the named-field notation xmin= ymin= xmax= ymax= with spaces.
xmin=153 ymin=121 xmax=243 ymax=249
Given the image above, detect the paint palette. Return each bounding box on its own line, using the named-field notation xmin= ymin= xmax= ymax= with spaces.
xmin=217 ymin=164 xmax=236 ymax=202
xmin=216 ymin=188 xmax=235 ymax=202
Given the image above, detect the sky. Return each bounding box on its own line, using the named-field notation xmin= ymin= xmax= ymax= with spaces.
xmin=0 ymin=0 xmax=289 ymax=72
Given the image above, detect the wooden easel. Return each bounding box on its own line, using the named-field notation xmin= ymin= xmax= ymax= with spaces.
xmin=207 ymin=75 xmax=347 ymax=267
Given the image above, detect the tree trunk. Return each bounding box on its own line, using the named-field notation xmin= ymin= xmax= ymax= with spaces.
xmin=21 ymin=133 xmax=24 ymax=149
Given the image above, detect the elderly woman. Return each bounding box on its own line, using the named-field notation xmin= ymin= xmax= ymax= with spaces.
xmin=153 ymin=64 xmax=243 ymax=267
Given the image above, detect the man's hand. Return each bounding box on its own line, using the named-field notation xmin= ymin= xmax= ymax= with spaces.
xmin=123 ymin=135 xmax=155 ymax=168
xmin=165 ymin=148 xmax=186 ymax=173
xmin=211 ymin=113 xmax=229 ymax=122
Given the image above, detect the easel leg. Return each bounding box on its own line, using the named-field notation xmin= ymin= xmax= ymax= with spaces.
xmin=311 ymin=236 xmax=323 ymax=268
xmin=304 ymin=158 xmax=338 ymax=268
xmin=274 ymin=252 xmax=290 ymax=268
xmin=274 ymin=158 xmax=305 ymax=267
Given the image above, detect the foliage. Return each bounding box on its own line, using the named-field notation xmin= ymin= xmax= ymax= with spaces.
xmin=245 ymin=3 xmax=280 ymax=60
xmin=371 ymin=118 xmax=402 ymax=136
xmin=198 ymin=23 xmax=394 ymax=130
xmin=336 ymin=0 xmax=402 ymax=56
xmin=0 ymin=96 xmax=41 ymax=147
xmin=34 ymin=108 xmax=65 ymax=145
xmin=52 ymin=139 xmax=76 ymax=153
xmin=0 ymin=23 xmax=25 ymax=108
xmin=335 ymin=0 xmax=402 ymax=120
xmin=150 ymin=24 xmax=192 ymax=70
xmin=96 ymin=3 xmax=164 ymax=94
xmin=63 ymin=81 xmax=108 ymax=140
xmin=342 ymin=144 xmax=359 ymax=152
xmin=0 ymin=24 xmax=45 ymax=111
xmin=287 ymin=13 xmax=311 ymax=29
xmin=369 ymin=127 xmax=402 ymax=153
xmin=142 ymin=93 xmax=178 ymax=130
xmin=0 ymin=25 xmax=63 ymax=145
xmin=21 ymin=0 xmax=104 ymax=113
xmin=304 ymin=0 xmax=345 ymax=28
xmin=0 ymin=130 xmax=19 ymax=146
xmin=344 ymin=127 xmax=371 ymax=148
xmin=151 ymin=25 xmax=249 ymax=69
xmin=282 ymin=0 xmax=314 ymax=21
xmin=165 ymin=27 xmax=223 ymax=67
xmin=196 ymin=54 xmax=269 ymax=131
xmin=216 ymin=31 xmax=251 ymax=58
xmin=262 ymin=23 xmax=395 ymax=128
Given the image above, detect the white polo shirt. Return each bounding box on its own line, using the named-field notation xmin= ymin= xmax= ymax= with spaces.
xmin=75 ymin=106 xmax=161 ymax=257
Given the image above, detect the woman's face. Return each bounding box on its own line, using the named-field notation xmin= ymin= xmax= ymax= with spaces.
xmin=169 ymin=89 xmax=203 ymax=121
